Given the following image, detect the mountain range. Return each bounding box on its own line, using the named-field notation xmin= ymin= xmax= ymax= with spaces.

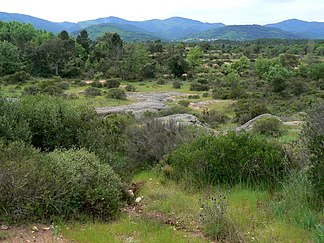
xmin=1 ymin=11 xmax=324 ymax=41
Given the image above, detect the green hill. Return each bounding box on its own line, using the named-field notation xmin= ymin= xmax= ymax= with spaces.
xmin=265 ymin=19 xmax=324 ymax=39
xmin=185 ymin=25 xmax=302 ymax=41
xmin=72 ymin=23 xmax=161 ymax=42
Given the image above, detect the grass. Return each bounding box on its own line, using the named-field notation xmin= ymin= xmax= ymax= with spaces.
xmin=62 ymin=215 xmax=208 ymax=243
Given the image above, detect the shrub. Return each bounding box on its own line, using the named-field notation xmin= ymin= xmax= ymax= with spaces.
xmin=91 ymin=81 xmax=104 ymax=88
xmin=166 ymin=132 xmax=288 ymax=188
xmin=188 ymin=95 xmax=200 ymax=99
xmin=126 ymin=119 xmax=204 ymax=169
xmin=190 ymin=82 xmax=209 ymax=91
xmin=233 ymin=99 xmax=269 ymax=125
xmin=57 ymin=81 xmax=70 ymax=90
xmin=19 ymin=95 xmax=97 ymax=151
xmin=303 ymin=101 xmax=324 ymax=201
xmin=105 ymin=79 xmax=121 ymax=89
xmin=199 ymin=194 xmax=235 ymax=241
xmin=178 ymin=100 xmax=190 ymax=107
xmin=156 ymin=79 xmax=167 ymax=85
xmin=252 ymin=116 xmax=283 ymax=136
xmin=125 ymin=84 xmax=136 ymax=92
xmin=107 ymin=88 xmax=126 ymax=100
xmin=200 ymin=109 xmax=229 ymax=128
xmin=84 ymin=87 xmax=102 ymax=97
xmin=172 ymin=80 xmax=182 ymax=89
xmin=0 ymin=142 xmax=123 ymax=222
xmin=5 ymin=71 xmax=31 ymax=84
xmin=0 ymin=98 xmax=31 ymax=144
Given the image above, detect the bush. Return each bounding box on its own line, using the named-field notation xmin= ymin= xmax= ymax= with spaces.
xmin=172 ymin=80 xmax=182 ymax=89
xmin=303 ymin=101 xmax=324 ymax=201
xmin=190 ymin=82 xmax=209 ymax=91
xmin=126 ymin=119 xmax=204 ymax=169
xmin=252 ymin=116 xmax=283 ymax=136
xmin=0 ymin=98 xmax=31 ymax=144
xmin=20 ymin=95 xmax=97 ymax=151
xmin=166 ymin=132 xmax=288 ymax=188
xmin=57 ymin=81 xmax=70 ymax=90
xmin=233 ymin=99 xmax=269 ymax=125
xmin=178 ymin=100 xmax=190 ymax=107
xmin=107 ymin=88 xmax=127 ymax=100
xmin=200 ymin=109 xmax=229 ymax=128
xmin=125 ymin=84 xmax=136 ymax=92
xmin=84 ymin=87 xmax=102 ymax=97
xmin=5 ymin=71 xmax=31 ymax=84
xmin=156 ymin=79 xmax=167 ymax=85
xmin=105 ymin=79 xmax=121 ymax=89
xmin=0 ymin=142 xmax=123 ymax=222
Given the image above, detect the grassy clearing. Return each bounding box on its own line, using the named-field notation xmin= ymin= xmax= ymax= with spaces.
xmin=62 ymin=215 xmax=207 ymax=243
xmin=128 ymin=172 xmax=316 ymax=242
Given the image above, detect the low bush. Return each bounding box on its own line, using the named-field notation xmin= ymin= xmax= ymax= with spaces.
xmin=5 ymin=71 xmax=31 ymax=84
xmin=125 ymin=84 xmax=136 ymax=92
xmin=107 ymin=88 xmax=126 ymax=100
xmin=252 ymin=116 xmax=283 ymax=136
xmin=0 ymin=142 xmax=123 ymax=222
xmin=105 ymin=79 xmax=121 ymax=89
xmin=166 ymin=132 xmax=288 ymax=188
xmin=172 ymin=80 xmax=182 ymax=89
xmin=200 ymin=109 xmax=229 ymax=128
xmin=84 ymin=87 xmax=102 ymax=97
xmin=126 ymin=119 xmax=204 ymax=169
xmin=190 ymin=82 xmax=209 ymax=91
xmin=233 ymin=99 xmax=269 ymax=125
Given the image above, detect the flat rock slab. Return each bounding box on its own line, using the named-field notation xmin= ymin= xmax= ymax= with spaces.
xmin=96 ymin=92 xmax=189 ymax=118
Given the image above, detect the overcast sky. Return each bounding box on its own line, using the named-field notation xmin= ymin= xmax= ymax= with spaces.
xmin=0 ymin=0 xmax=323 ymax=24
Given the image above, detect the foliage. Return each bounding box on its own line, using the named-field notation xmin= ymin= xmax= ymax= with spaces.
xmin=125 ymin=84 xmax=136 ymax=92
xmin=105 ymin=78 xmax=121 ymax=89
xmin=187 ymin=46 xmax=203 ymax=75
xmin=0 ymin=142 xmax=123 ymax=222
xmin=199 ymin=194 xmax=235 ymax=241
xmin=166 ymin=132 xmax=288 ymax=188
xmin=107 ymin=88 xmax=127 ymax=100
xmin=0 ymin=41 xmax=21 ymax=76
xmin=19 ymin=95 xmax=96 ymax=151
xmin=0 ymin=98 xmax=31 ymax=144
xmin=190 ymin=82 xmax=209 ymax=91
xmin=126 ymin=119 xmax=203 ymax=169
xmin=233 ymin=99 xmax=269 ymax=124
xmin=200 ymin=109 xmax=229 ymax=128
xmin=302 ymin=101 xmax=324 ymax=201
xmin=252 ymin=116 xmax=283 ymax=136
xmin=84 ymin=87 xmax=102 ymax=97
xmin=172 ymin=80 xmax=182 ymax=89
xmin=4 ymin=71 xmax=31 ymax=84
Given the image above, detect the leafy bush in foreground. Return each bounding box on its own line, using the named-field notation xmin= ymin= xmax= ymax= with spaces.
xmin=166 ymin=132 xmax=288 ymax=188
xmin=0 ymin=142 xmax=123 ymax=222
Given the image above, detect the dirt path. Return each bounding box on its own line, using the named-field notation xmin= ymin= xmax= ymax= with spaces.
xmin=0 ymin=224 xmax=67 ymax=243
xmin=96 ymin=91 xmax=189 ymax=117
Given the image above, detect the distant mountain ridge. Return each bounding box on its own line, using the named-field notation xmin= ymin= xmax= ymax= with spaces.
xmin=265 ymin=19 xmax=324 ymax=39
xmin=1 ymin=12 xmax=324 ymax=41
xmin=186 ymin=25 xmax=303 ymax=41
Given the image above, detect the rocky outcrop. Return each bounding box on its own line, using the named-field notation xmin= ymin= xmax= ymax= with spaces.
xmin=235 ymin=114 xmax=281 ymax=131
xmin=96 ymin=92 xmax=188 ymax=118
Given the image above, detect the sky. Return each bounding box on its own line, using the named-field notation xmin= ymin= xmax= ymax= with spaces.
xmin=0 ymin=0 xmax=323 ymax=24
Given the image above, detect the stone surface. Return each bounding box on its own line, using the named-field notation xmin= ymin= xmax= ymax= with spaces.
xmin=235 ymin=114 xmax=281 ymax=131
xmin=96 ymin=92 xmax=189 ymax=118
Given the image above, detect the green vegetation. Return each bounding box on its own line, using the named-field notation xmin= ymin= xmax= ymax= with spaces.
xmin=165 ymin=132 xmax=288 ymax=188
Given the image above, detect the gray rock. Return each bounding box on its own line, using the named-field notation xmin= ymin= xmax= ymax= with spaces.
xmin=235 ymin=114 xmax=281 ymax=132
xmin=96 ymin=92 xmax=188 ymax=118
xmin=1 ymin=225 xmax=8 ymax=230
